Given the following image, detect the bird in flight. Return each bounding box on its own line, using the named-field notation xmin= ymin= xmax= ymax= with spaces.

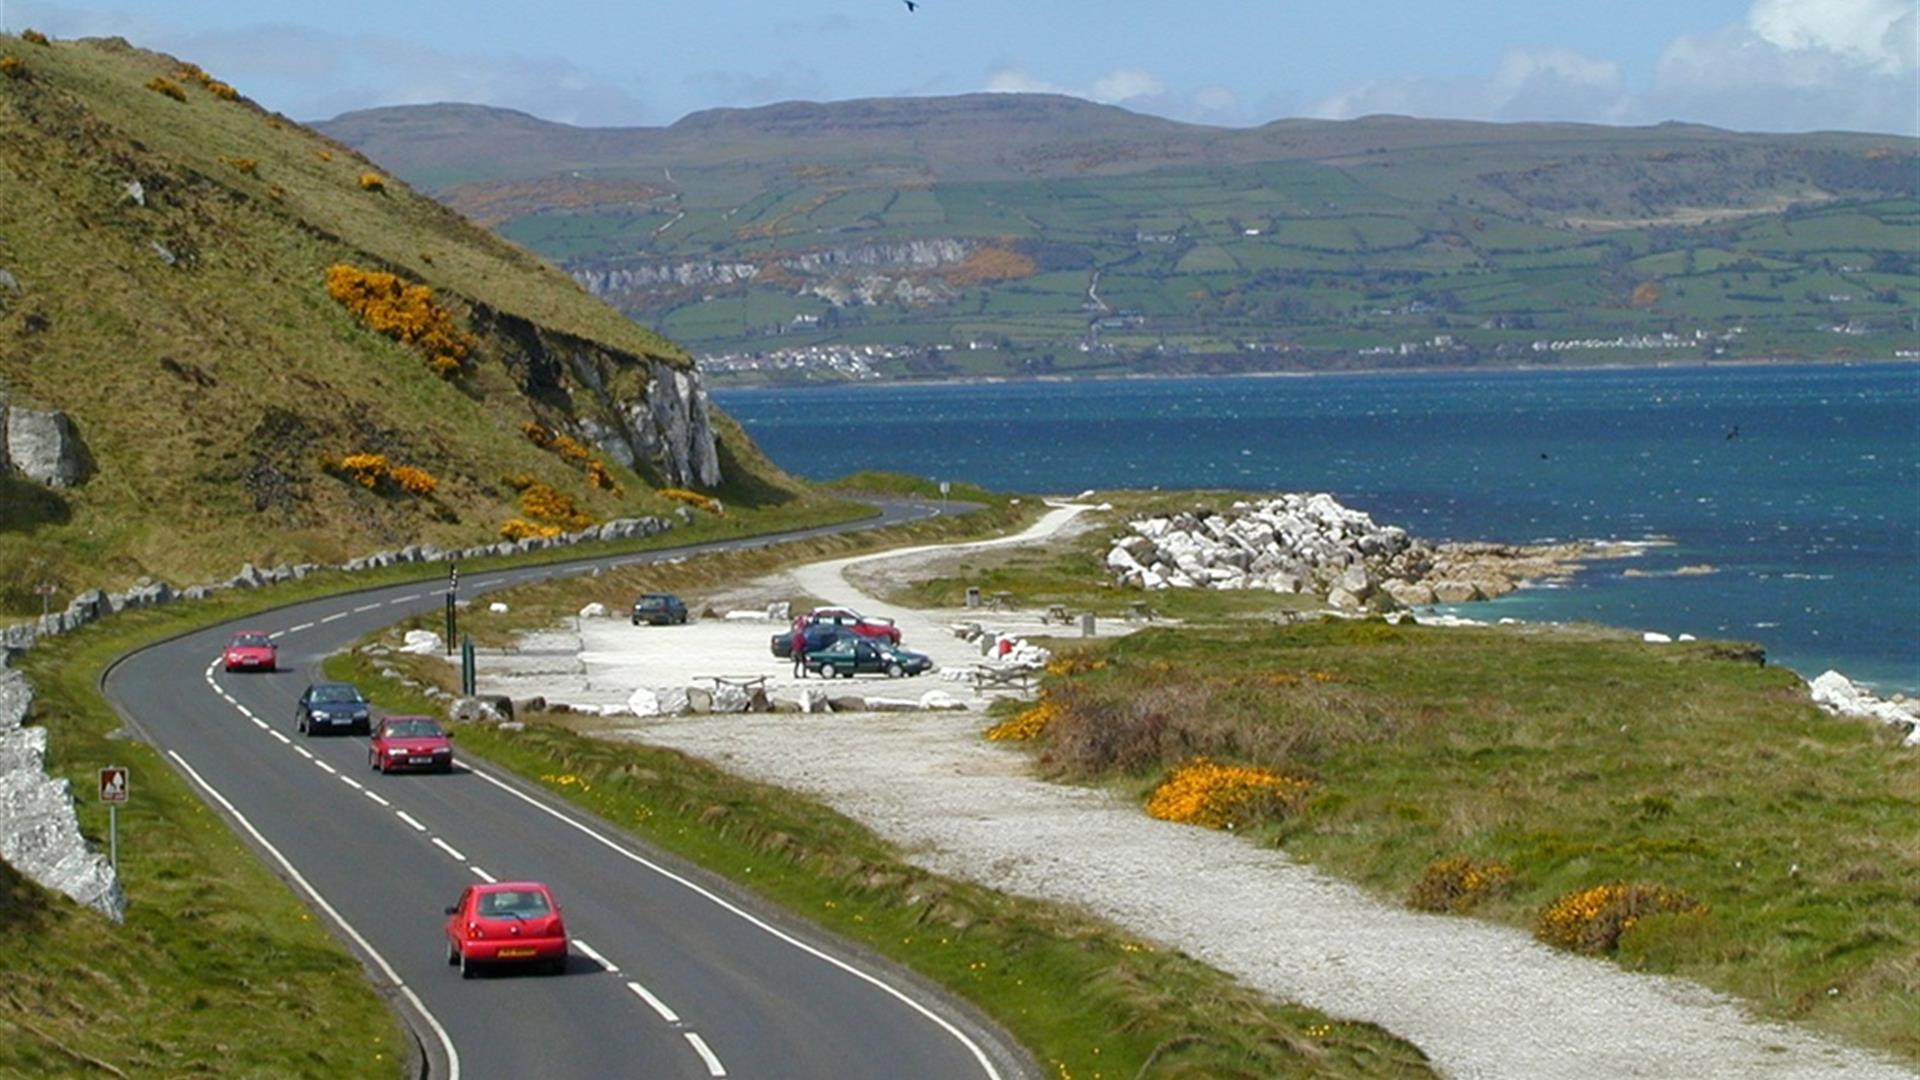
xmin=904 ymin=0 xmax=918 ymax=10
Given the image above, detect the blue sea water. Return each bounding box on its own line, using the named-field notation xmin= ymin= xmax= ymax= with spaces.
xmin=716 ymin=363 xmax=1920 ymax=692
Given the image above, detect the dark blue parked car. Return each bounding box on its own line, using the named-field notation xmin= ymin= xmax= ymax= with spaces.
xmin=296 ymin=682 xmax=372 ymax=736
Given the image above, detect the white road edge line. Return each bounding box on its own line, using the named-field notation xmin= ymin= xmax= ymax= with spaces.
xmin=626 ymin=981 xmax=680 ymax=1024
xmin=683 ymin=1033 xmax=726 ymax=1077
xmin=395 ymin=810 xmax=427 ymax=832
xmin=570 ymin=938 xmax=617 ymax=973
xmin=249 ymin=717 xmax=268 ymax=731
xmin=268 ymin=631 xmax=285 ymax=640
xmin=468 ymin=866 xmax=496 ymax=883
xmin=363 ymin=790 xmax=391 ymax=807
xmin=471 ymin=766 xmax=1002 ymax=1079
xmin=165 ymin=750 xmax=460 ymax=1079
xmin=429 ymin=837 xmax=466 ymax=861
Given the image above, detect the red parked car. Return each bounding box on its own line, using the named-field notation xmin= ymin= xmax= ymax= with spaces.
xmin=445 ymin=881 xmax=568 ymax=977
xmin=223 ymin=630 xmax=277 ymax=673
xmin=368 ymin=716 xmax=454 ymax=774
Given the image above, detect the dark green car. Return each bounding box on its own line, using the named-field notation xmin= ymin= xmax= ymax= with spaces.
xmin=804 ymin=639 xmax=933 ymax=679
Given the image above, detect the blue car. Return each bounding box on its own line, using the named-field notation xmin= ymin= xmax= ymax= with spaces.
xmin=296 ymin=682 xmax=372 ymax=736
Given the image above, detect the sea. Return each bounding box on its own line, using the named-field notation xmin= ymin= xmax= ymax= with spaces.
xmin=716 ymin=362 xmax=1920 ymax=693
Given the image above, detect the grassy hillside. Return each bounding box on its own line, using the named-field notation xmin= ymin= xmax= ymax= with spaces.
xmin=0 ymin=34 xmax=816 ymax=614
xmin=318 ymin=98 xmax=1919 ymax=382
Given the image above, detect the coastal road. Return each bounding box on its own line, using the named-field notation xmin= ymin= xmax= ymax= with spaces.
xmin=105 ymin=502 xmax=1033 ymax=1080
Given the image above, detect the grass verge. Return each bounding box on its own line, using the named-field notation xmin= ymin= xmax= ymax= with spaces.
xmin=326 ymin=646 xmax=1432 ymax=1079
xmin=1013 ymin=619 xmax=1920 ymax=1063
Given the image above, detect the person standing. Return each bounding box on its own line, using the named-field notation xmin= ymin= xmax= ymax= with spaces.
xmin=791 ymin=625 xmax=809 ymax=679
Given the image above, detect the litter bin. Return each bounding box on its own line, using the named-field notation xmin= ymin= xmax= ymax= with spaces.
xmin=1080 ymin=612 xmax=1096 ymax=638
xmin=965 ymin=586 xmax=981 ymax=609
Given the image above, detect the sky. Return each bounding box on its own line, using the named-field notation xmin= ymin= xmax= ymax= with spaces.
xmin=7 ymin=0 xmax=1916 ymax=135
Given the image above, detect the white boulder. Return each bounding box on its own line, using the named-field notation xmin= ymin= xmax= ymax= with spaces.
xmin=711 ymin=683 xmax=750 ymax=714
xmin=578 ymin=602 xmax=610 ymax=619
xmin=399 ymin=629 xmax=443 ymax=654
xmin=488 ymin=602 xmax=509 ymax=614
xmin=1809 ymin=671 xmax=1919 ymax=746
xmin=919 ymin=690 xmax=966 ymax=711
xmin=1642 ymin=631 xmax=1673 ymax=644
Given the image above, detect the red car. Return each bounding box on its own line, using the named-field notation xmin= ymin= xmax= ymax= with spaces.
xmin=368 ymin=716 xmax=454 ymax=774
xmin=798 ymin=607 xmax=901 ymax=645
xmin=223 ymin=630 xmax=277 ymax=673
xmin=445 ymin=881 xmax=568 ymax=977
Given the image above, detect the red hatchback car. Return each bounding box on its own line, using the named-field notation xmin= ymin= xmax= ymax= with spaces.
xmin=223 ymin=630 xmax=277 ymax=673
xmin=798 ymin=607 xmax=901 ymax=645
xmin=445 ymin=882 xmax=568 ymax=977
xmin=368 ymin=716 xmax=454 ymax=774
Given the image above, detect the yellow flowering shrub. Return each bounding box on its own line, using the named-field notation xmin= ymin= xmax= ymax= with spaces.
xmin=204 ymin=80 xmax=238 ymax=100
xmin=330 ymin=453 xmax=389 ymax=489
xmin=499 ymin=518 xmax=562 ymax=541
xmin=1145 ymin=757 xmax=1313 ymax=830
xmin=358 ymin=172 xmax=386 ymax=192
xmin=325 ymin=264 xmax=474 ymax=377
xmin=266 ymin=184 xmax=287 ymax=202
xmin=1535 ymin=883 xmax=1704 ymax=953
xmin=316 ymin=150 xmax=334 ymax=163
xmin=586 ymin=460 xmax=623 ymax=494
xmin=518 ymin=482 xmax=593 ymax=530
xmin=1408 ymin=855 xmax=1515 ymax=913
xmin=661 ymin=488 xmax=722 ymax=514
xmin=223 ymin=156 xmax=258 ymax=175
xmin=523 ymin=422 xmax=621 ymax=492
xmin=1043 ymin=657 xmax=1107 ymax=677
xmin=520 ymin=422 xmax=554 ymax=448
xmin=146 ymin=76 xmax=186 ymax=102
xmin=985 ymin=698 xmax=1060 ymax=742
xmin=0 ymin=56 xmax=23 ymax=80
xmin=388 ymin=465 xmax=439 ymax=496
xmin=21 ymin=30 xmax=50 ymax=46
xmin=551 ymin=433 xmax=593 ymax=465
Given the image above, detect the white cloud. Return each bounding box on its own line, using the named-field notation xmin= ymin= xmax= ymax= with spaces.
xmin=1309 ymin=1 xmax=1915 ymax=134
xmin=985 ymin=65 xmax=1169 ymax=106
xmin=984 ymin=67 xmax=1070 ymax=96
xmin=1089 ymin=67 xmax=1164 ymax=103
xmin=1193 ymin=85 xmax=1239 ymax=114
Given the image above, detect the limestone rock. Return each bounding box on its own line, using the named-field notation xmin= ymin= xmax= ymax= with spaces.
xmin=710 ymin=683 xmax=750 ymax=714
xmin=1809 ymin=670 xmax=1920 ymax=746
xmin=919 ymin=690 xmax=966 ymax=711
xmin=399 ymin=629 xmax=443 ymax=655
xmin=578 ymin=602 xmax=609 ymax=619
xmin=6 ymin=406 xmax=90 ymax=488
xmin=799 ymin=686 xmax=833 ymax=714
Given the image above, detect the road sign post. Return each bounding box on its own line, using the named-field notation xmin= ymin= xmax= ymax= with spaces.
xmin=445 ymin=564 xmax=459 ymax=656
xmin=99 ymin=766 xmax=129 ymax=873
xmin=939 ymin=480 xmax=950 ymax=508
xmin=34 ymin=581 xmax=56 ymax=618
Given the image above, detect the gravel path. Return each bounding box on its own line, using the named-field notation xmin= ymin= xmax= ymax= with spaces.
xmin=602 ymin=505 xmax=1916 ymax=1080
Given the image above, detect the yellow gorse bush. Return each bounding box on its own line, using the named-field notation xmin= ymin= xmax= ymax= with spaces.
xmin=0 ymin=56 xmax=23 ymax=80
xmin=223 ymin=156 xmax=258 ymax=175
xmin=1535 ymin=883 xmax=1704 ymax=953
xmin=321 ymin=453 xmax=438 ymax=498
xmin=325 ymin=264 xmax=474 ymax=378
xmin=145 ymin=76 xmax=186 ymax=102
xmin=499 ymin=518 xmax=562 ymax=541
xmin=1408 ymin=855 xmax=1515 ymax=913
xmin=358 ymin=172 xmax=386 ymax=192
xmin=661 ymin=488 xmax=722 ymax=514
xmin=523 ymin=422 xmax=622 ymax=493
xmin=985 ymin=698 xmax=1060 ymax=742
xmin=586 ymin=460 xmax=622 ymax=494
xmin=517 ymin=482 xmax=593 ymax=530
xmin=21 ymin=30 xmax=50 ymax=46
xmin=333 ymin=453 xmax=390 ymax=489
xmin=1145 ymin=757 xmax=1313 ymax=830
xmin=388 ymin=465 xmax=439 ymax=496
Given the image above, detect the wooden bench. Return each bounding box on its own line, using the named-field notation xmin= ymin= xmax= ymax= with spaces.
xmin=967 ymin=665 xmax=1040 ymax=693
xmin=700 ymin=675 xmax=768 ymax=694
xmin=1126 ymin=601 xmax=1159 ymax=623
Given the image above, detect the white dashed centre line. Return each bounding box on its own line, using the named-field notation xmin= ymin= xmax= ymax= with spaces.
xmin=395 ymin=810 xmax=427 ymax=832
xmin=314 ymin=760 xmax=338 ymax=775
xmin=339 ymin=776 xmax=363 ymax=790
xmin=429 ymin=837 xmax=466 ymax=861
xmin=289 ymin=622 xmax=314 ymax=633
xmin=248 ymin=717 xmax=268 ymax=731
xmin=468 ymin=866 xmax=497 ymax=883
xmin=319 ymin=612 xmax=348 ymax=624
xmin=353 ymin=603 xmax=381 ymax=613
xmin=268 ymin=631 xmax=285 ymax=640
xmin=570 ymin=938 xmax=617 ymax=973
xmin=293 ymin=746 xmax=314 ymax=760
xmin=392 ymin=594 xmax=420 ymax=604
xmin=270 ymin=731 xmax=292 ymax=745
xmin=626 ymin=981 xmax=680 ymax=1024
xmin=363 ymin=790 xmax=391 ymax=807
xmin=684 ymin=1033 xmax=727 ymax=1077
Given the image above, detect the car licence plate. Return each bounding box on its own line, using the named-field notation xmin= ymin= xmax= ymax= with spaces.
xmin=410 ymin=756 xmax=434 ymax=765
xmin=498 ymin=947 xmax=536 ymax=958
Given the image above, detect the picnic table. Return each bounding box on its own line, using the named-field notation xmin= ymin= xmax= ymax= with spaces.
xmin=1126 ymin=601 xmax=1159 ymax=623
xmin=1041 ymin=603 xmax=1072 ymax=625
xmin=700 ymin=675 xmax=769 ymax=694
xmin=987 ymin=591 xmax=1017 ymax=611
xmin=967 ymin=664 xmax=1041 ymax=693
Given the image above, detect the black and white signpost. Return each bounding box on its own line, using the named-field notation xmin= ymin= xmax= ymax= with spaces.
xmin=99 ymin=766 xmax=129 ymax=872
xmin=445 ymin=564 xmax=459 ymax=655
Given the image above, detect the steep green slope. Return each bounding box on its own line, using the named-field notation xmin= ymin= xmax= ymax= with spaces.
xmin=320 ymin=99 xmax=1919 ymax=381
xmin=0 ymin=35 xmax=808 ymax=611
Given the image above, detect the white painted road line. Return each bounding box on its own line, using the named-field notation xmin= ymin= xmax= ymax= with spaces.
xmin=571 ymin=938 xmax=617 ymax=973
xmin=165 ymin=751 xmax=461 ymax=1080
xmin=339 ymin=776 xmax=363 ymax=790
xmin=270 ymin=730 xmax=292 ymax=745
xmin=395 ymin=810 xmax=427 ymax=832
xmin=268 ymin=631 xmax=285 ymax=640
xmin=471 ymin=765 xmax=1004 ymax=1080
xmin=248 ymin=717 xmax=268 ymax=730
xmin=468 ymin=866 xmax=497 ymax=883
xmin=626 ymin=981 xmax=681 ymax=1024
xmin=314 ymin=760 xmax=337 ymax=775
xmin=353 ymin=603 xmax=381 ymax=613
xmin=289 ymin=622 xmax=314 ymax=633
xmin=319 ymin=612 xmax=348 ymax=624
xmin=430 ymin=837 xmax=466 ymax=861
xmin=235 ymin=706 xmax=254 ymax=720
xmin=364 ymin=790 xmax=391 ymax=807
xmin=392 ymin=594 xmax=420 ymax=604
xmin=684 ymin=1033 xmax=727 ymax=1077
xmin=293 ymin=746 xmax=314 ymax=760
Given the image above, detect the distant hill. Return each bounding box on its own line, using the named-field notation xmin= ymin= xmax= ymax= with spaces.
xmin=0 ymin=34 xmax=800 ymax=611
xmin=321 ymin=95 xmax=1919 ymax=384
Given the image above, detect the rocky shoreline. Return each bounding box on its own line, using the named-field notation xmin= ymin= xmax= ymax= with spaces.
xmin=1105 ymin=493 xmax=1640 ymax=610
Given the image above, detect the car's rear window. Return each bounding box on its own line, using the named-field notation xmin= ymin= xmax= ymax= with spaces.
xmin=385 ymin=720 xmax=442 ymax=738
xmin=478 ymin=890 xmax=551 ymax=918
xmin=637 ymin=598 xmax=665 ymax=609
xmin=232 ymin=634 xmax=271 ymax=648
xmin=313 ymin=686 xmax=363 ymax=704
